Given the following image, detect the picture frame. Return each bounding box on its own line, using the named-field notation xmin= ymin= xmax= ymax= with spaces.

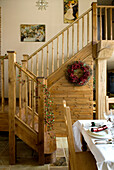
xmin=20 ymin=24 xmax=45 ymax=42
xmin=64 ymin=0 xmax=78 ymax=23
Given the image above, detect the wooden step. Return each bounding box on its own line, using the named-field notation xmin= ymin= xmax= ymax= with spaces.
xmin=15 ymin=116 xmax=56 ymax=154
xmin=15 ymin=116 xmax=38 ymax=152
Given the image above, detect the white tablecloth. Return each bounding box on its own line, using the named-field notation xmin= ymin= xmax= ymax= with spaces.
xmin=73 ymin=120 xmax=114 ymax=170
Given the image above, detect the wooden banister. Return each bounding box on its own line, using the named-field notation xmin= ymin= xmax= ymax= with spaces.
xmin=0 ymin=55 xmax=8 ymax=59
xmin=28 ymin=7 xmax=92 ymax=60
xmin=97 ymin=5 xmax=114 ymax=8
xmin=15 ymin=63 xmax=36 ymax=81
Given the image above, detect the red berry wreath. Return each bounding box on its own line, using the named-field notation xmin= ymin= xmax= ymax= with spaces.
xmin=65 ymin=61 xmax=92 ymax=86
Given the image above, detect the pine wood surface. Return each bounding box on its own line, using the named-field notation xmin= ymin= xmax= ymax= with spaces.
xmin=49 ymin=54 xmax=93 ymax=136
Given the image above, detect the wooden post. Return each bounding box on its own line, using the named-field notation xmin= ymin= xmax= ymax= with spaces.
xmin=92 ymin=2 xmax=97 ymax=59
xmin=21 ymin=59 xmax=28 ymax=124
xmin=23 ymin=54 xmax=29 ymax=69
xmin=95 ymin=59 xmax=107 ymax=119
xmin=8 ymin=51 xmax=16 ymax=164
xmin=36 ymin=77 xmax=45 ymax=165
xmin=95 ymin=42 xmax=114 ymax=119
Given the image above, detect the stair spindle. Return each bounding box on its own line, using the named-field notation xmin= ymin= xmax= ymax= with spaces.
xmin=1 ymin=59 xmax=4 ymax=112
xmin=105 ymin=7 xmax=107 ymax=40
xmin=32 ymin=80 xmax=35 ymax=129
xmin=57 ymin=37 xmax=59 ymax=68
xmin=77 ymin=20 xmax=79 ymax=52
xmin=67 ymin=28 xmax=69 ymax=59
xmin=87 ymin=12 xmax=89 ymax=43
xmin=19 ymin=69 xmax=22 ymax=118
xmin=52 ymin=41 xmax=54 ymax=73
xmin=82 ymin=16 xmax=84 ymax=48
xmin=110 ymin=8 xmax=112 ymax=40
xmin=41 ymin=49 xmax=44 ymax=77
xmin=36 ymin=53 xmax=39 ymax=76
xmin=29 ymin=78 xmax=31 ymax=108
xmin=100 ymin=8 xmax=102 ymax=40
xmin=72 ymin=25 xmax=74 ymax=56
xmin=62 ymin=32 xmax=64 ymax=64
xmin=47 ymin=45 xmax=49 ymax=76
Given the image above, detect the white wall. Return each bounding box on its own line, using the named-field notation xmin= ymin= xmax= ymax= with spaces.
xmin=0 ymin=0 xmax=96 ymax=96
xmin=0 ymin=0 xmax=96 ymax=59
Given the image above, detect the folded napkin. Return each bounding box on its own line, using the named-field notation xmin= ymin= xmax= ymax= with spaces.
xmin=91 ymin=125 xmax=108 ymax=132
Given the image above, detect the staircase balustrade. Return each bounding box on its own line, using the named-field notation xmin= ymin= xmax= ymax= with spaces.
xmin=7 ymin=51 xmax=47 ymax=164
xmin=97 ymin=5 xmax=114 ymax=41
xmin=27 ymin=7 xmax=93 ymax=78
xmin=22 ymin=3 xmax=114 ymax=79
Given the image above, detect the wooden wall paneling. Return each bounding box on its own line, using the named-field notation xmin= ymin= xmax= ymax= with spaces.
xmin=49 ymin=55 xmax=93 ymax=136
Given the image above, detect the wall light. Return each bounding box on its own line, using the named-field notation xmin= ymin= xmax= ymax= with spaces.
xmin=36 ymin=0 xmax=48 ymax=10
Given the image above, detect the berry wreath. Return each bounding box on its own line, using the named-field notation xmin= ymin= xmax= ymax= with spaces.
xmin=65 ymin=61 xmax=92 ymax=86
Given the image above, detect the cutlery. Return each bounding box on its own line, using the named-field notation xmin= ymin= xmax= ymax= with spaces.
xmin=95 ymin=141 xmax=112 ymax=144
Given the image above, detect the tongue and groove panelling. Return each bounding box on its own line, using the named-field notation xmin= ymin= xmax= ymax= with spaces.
xmin=49 ymin=55 xmax=93 ymax=136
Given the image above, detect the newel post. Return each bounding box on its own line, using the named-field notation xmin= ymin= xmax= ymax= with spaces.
xmin=36 ymin=77 xmax=45 ymax=165
xmin=8 ymin=51 xmax=16 ymax=164
xmin=23 ymin=54 xmax=29 ymax=68
xmin=92 ymin=2 xmax=97 ymax=59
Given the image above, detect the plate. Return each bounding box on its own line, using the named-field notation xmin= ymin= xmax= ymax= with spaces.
xmin=86 ymin=129 xmax=111 ymax=139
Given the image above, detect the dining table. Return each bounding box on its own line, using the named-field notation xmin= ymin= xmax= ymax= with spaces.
xmin=73 ymin=120 xmax=114 ymax=170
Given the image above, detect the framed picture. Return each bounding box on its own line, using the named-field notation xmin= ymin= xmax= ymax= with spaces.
xmin=20 ymin=24 xmax=45 ymax=42
xmin=64 ymin=0 xmax=78 ymax=23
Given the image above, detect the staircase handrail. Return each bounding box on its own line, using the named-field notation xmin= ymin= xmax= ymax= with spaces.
xmin=28 ymin=7 xmax=92 ymax=60
xmin=15 ymin=62 xmax=36 ymax=82
xmin=97 ymin=5 xmax=114 ymax=8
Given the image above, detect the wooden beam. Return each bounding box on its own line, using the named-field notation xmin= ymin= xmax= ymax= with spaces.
xmin=8 ymin=51 xmax=16 ymax=164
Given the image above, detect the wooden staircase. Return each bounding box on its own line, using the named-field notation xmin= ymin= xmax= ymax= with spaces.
xmin=0 ymin=2 xmax=114 ymax=165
